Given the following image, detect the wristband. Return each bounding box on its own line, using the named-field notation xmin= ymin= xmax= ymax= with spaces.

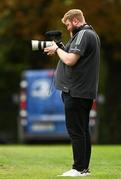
xmin=55 ymin=47 xmax=59 ymax=53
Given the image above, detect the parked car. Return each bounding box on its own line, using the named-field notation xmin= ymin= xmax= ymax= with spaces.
xmin=18 ymin=69 xmax=98 ymax=143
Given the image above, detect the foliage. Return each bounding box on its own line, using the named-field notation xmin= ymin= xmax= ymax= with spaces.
xmin=0 ymin=0 xmax=121 ymax=143
xmin=1 ymin=0 xmax=121 ymax=67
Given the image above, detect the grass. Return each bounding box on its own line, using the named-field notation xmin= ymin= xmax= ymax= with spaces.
xmin=0 ymin=145 xmax=121 ymax=179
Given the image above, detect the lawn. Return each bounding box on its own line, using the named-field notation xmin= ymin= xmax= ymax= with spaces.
xmin=0 ymin=145 xmax=121 ymax=179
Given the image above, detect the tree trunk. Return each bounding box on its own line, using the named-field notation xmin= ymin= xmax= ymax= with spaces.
xmin=100 ymin=43 xmax=121 ymax=143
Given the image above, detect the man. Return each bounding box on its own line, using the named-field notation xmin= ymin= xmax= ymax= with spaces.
xmin=44 ymin=9 xmax=100 ymax=177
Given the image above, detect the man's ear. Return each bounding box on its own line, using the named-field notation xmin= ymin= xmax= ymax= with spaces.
xmin=72 ymin=17 xmax=78 ymax=25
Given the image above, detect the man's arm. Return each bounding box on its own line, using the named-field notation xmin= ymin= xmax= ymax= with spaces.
xmin=44 ymin=41 xmax=80 ymax=66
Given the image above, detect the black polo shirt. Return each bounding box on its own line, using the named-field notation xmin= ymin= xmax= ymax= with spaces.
xmin=55 ymin=25 xmax=100 ymax=99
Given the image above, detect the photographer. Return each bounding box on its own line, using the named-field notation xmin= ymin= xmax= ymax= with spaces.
xmin=44 ymin=9 xmax=100 ymax=177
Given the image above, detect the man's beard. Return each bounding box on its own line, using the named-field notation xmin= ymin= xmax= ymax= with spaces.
xmin=72 ymin=24 xmax=87 ymax=36
xmin=72 ymin=26 xmax=81 ymax=36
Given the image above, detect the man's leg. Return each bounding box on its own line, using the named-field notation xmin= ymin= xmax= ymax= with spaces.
xmin=62 ymin=92 xmax=93 ymax=171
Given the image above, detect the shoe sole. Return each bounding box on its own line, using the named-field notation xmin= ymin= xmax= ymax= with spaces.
xmin=57 ymin=173 xmax=90 ymax=177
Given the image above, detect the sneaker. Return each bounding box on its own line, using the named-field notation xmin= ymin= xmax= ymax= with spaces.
xmin=58 ymin=169 xmax=87 ymax=177
xmin=85 ymin=169 xmax=91 ymax=175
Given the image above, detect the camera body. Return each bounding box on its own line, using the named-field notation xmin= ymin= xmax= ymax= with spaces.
xmin=31 ymin=30 xmax=64 ymax=51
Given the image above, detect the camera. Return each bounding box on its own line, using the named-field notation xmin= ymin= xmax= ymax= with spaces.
xmin=31 ymin=40 xmax=53 ymax=51
xmin=31 ymin=30 xmax=64 ymax=51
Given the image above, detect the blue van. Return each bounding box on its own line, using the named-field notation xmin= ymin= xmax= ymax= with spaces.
xmin=18 ymin=69 xmax=69 ymax=142
xmin=18 ymin=69 xmax=98 ymax=143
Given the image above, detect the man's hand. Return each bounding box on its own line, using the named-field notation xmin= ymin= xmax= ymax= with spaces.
xmin=44 ymin=40 xmax=80 ymax=66
xmin=44 ymin=41 xmax=58 ymax=55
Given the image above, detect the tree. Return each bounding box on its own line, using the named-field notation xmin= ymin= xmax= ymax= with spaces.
xmin=0 ymin=0 xmax=121 ymax=143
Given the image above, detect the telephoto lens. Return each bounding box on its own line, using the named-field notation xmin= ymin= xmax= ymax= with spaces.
xmin=31 ymin=40 xmax=53 ymax=51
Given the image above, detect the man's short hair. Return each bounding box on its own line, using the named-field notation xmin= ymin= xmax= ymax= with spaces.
xmin=61 ymin=9 xmax=85 ymax=24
